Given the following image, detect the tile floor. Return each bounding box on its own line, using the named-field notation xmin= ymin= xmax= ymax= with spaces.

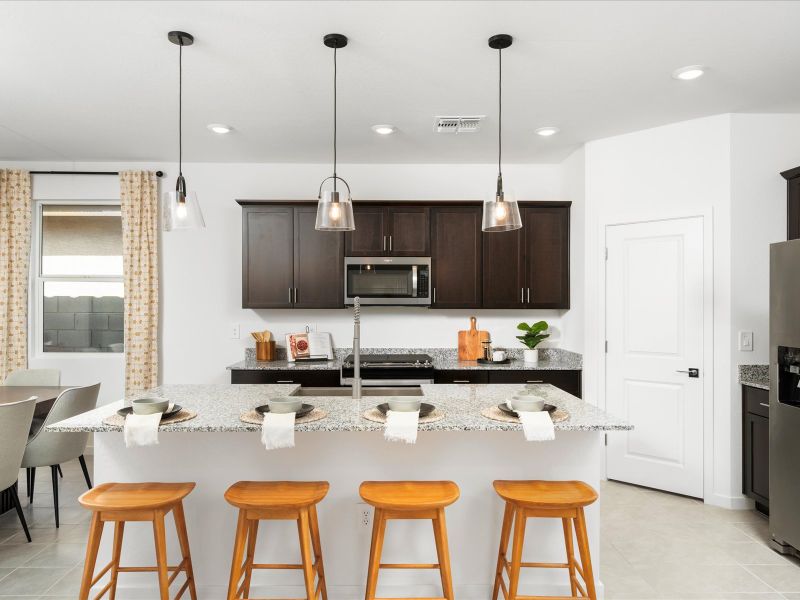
xmin=0 ymin=459 xmax=797 ymax=598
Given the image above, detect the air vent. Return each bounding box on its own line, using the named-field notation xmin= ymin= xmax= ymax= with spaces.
xmin=434 ymin=115 xmax=485 ymax=134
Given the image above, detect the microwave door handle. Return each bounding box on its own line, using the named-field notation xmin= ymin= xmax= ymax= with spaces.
xmin=411 ymin=265 xmax=418 ymax=297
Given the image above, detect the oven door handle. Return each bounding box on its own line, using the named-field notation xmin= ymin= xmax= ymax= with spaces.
xmin=411 ymin=265 xmax=418 ymax=297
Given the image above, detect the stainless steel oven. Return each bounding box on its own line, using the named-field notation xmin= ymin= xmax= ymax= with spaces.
xmin=344 ymin=257 xmax=431 ymax=306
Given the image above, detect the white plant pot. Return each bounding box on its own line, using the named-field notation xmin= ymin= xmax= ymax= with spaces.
xmin=523 ymin=348 xmax=539 ymax=364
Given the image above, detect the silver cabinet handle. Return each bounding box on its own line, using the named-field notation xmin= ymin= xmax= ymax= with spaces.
xmin=289 ymin=288 xmax=293 ymax=304
xmin=453 ymin=380 xmax=470 ymax=384
xmin=389 ymin=236 xmax=392 ymax=252
xmin=433 ymin=287 xmax=436 ymax=303
xmin=294 ymin=288 xmax=298 ymax=304
xmin=383 ymin=236 xmax=387 ymax=252
xmin=527 ymin=287 xmax=530 ymax=303
xmin=276 ymin=380 xmax=294 ymax=384
xmin=526 ymin=380 xmax=544 ymax=383
xmin=759 ymin=402 xmax=770 ymax=408
xmin=521 ymin=288 xmax=524 ymax=302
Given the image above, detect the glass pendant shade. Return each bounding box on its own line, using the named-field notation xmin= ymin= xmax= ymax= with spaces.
xmin=482 ymin=189 xmax=522 ymax=232
xmin=315 ymin=189 xmax=355 ymax=231
xmin=162 ymin=190 xmax=205 ymax=231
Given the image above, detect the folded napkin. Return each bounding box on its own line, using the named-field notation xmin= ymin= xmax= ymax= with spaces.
xmin=384 ymin=410 xmax=420 ymax=444
xmin=517 ymin=410 xmax=555 ymax=441
xmin=124 ymin=413 xmax=162 ymax=448
xmin=261 ymin=411 xmax=296 ymax=450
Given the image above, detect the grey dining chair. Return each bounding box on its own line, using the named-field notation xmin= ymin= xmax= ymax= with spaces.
xmin=21 ymin=383 xmax=100 ymax=527
xmin=0 ymin=396 xmax=37 ymax=542
xmin=4 ymin=368 xmax=61 ymax=386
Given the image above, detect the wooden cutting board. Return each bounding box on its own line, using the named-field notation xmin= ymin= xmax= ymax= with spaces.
xmin=458 ymin=316 xmax=490 ymax=361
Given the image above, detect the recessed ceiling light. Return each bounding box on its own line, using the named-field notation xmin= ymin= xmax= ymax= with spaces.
xmin=371 ymin=124 xmax=397 ymax=135
xmin=207 ymin=123 xmax=232 ymax=134
xmin=535 ymin=126 xmax=560 ymax=137
xmin=672 ymin=65 xmax=705 ymax=81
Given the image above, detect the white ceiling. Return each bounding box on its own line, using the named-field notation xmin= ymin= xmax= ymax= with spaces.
xmin=2 ymin=0 xmax=800 ymax=164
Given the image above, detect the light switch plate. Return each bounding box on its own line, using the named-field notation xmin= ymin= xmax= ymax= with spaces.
xmin=230 ymin=323 xmax=240 ymax=339
xmin=739 ymin=330 xmax=754 ymax=352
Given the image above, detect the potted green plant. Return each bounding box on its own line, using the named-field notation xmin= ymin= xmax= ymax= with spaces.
xmin=516 ymin=320 xmax=549 ymax=364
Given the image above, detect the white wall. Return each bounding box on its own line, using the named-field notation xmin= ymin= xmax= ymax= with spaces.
xmin=559 ymin=147 xmax=585 ymax=353
xmin=6 ymin=161 xmax=576 ymax=399
xmin=584 ymin=114 xmax=736 ymax=506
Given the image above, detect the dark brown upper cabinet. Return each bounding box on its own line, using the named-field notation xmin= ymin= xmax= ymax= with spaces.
xmin=345 ymin=205 xmax=430 ymax=256
xmin=430 ymin=206 xmax=482 ymax=308
xmin=241 ymin=205 xmax=343 ymax=309
xmin=781 ymin=166 xmax=800 ymax=240
xmin=483 ymin=204 xmax=570 ymax=309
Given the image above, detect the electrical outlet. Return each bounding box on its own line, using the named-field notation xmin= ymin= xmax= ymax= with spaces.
xmin=358 ymin=504 xmax=371 ymax=528
xmin=305 ymin=323 xmax=317 ymax=333
xmin=739 ymin=330 xmax=754 ymax=352
xmin=230 ymin=323 xmax=240 ymax=339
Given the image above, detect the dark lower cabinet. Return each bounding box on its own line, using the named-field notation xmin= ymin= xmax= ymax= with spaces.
xmin=743 ymin=385 xmax=769 ymax=513
xmin=434 ymin=370 xmax=489 ymax=384
xmin=230 ymin=370 xmax=340 ymax=386
xmin=430 ymin=207 xmax=482 ymax=308
xmin=488 ymin=370 xmax=582 ymax=397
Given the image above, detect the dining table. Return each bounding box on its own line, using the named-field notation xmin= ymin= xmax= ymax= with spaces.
xmin=0 ymin=385 xmax=72 ymax=515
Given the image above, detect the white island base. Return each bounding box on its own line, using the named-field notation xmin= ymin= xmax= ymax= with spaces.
xmin=91 ymin=429 xmax=605 ymax=599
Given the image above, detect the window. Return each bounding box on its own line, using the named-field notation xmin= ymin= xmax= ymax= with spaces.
xmin=35 ymin=203 xmax=124 ymax=353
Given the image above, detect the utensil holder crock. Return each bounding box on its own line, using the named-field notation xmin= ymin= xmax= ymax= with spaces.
xmin=256 ymin=341 xmax=276 ymax=362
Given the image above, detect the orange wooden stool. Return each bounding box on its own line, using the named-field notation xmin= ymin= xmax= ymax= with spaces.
xmin=224 ymin=481 xmax=329 ymax=600
xmin=359 ymin=481 xmax=460 ymax=600
xmin=492 ymin=480 xmax=598 ymax=600
xmin=77 ymin=482 xmax=197 ymax=600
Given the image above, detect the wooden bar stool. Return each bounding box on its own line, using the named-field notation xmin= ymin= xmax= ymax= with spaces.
xmin=77 ymin=482 xmax=198 ymax=600
xmin=359 ymin=480 xmax=460 ymax=600
xmin=224 ymin=481 xmax=329 ymax=600
xmin=491 ymin=480 xmax=598 ymax=600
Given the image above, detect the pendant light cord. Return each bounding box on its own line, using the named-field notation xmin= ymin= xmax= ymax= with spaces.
xmin=333 ymin=44 xmax=338 ymax=191
xmin=496 ymin=46 xmax=504 ymax=199
xmin=179 ymin=43 xmax=183 ymax=178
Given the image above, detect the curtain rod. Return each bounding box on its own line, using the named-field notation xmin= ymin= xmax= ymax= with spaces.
xmin=29 ymin=170 xmax=164 ymax=177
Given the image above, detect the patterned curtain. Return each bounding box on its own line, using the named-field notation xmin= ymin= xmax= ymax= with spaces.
xmin=119 ymin=171 xmax=159 ymax=392
xmin=0 ymin=170 xmax=32 ymax=382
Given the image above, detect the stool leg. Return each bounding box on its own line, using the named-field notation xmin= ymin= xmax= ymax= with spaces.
xmin=108 ymin=521 xmax=125 ymax=600
xmin=298 ymin=508 xmax=317 ymax=600
xmin=508 ymin=507 xmax=526 ymax=600
xmin=242 ymin=519 xmax=259 ymax=598
xmin=79 ymin=512 xmax=105 ymax=600
xmin=309 ymin=504 xmax=328 ymax=600
xmin=574 ymin=509 xmax=597 ymax=600
xmin=432 ymin=508 xmax=455 ymax=600
xmin=562 ymin=518 xmax=578 ymax=598
xmin=364 ymin=508 xmax=386 ymax=600
xmin=173 ymin=501 xmax=198 ymax=600
xmin=227 ymin=510 xmax=249 ymax=600
xmin=152 ymin=511 xmax=171 ymax=600
xmin=492 ymin=502 xmax=514 ymax=600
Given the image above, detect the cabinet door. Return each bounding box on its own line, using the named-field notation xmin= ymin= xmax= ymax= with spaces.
xmin=345 ymin=207 xmax=387 ymax=256
xmin=434 ymin=370 xmax=489 ymax=384
xmin=387 ymin=206 xmax=430 ymax=256
xmin=487 ymin=370 xmax=582 ymax=397
xmin=744 ymin=412 xmax=770 ymax=505
xmin=231 ymin=370 xmax=340 ymax=386
xmin=524 ymin=207 xmax=570 ymax=308
xmin=242 ymin=206 xmax=294 ymax=308
xmin=431 ymin=207 xmax=482 ymax=308
xmin=482 ymin=228 xmax=525 ymax=308
xmin=294 ymin=207 xmax=344 ymax=308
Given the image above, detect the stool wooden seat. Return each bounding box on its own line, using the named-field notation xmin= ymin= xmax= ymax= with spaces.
xmin=359 ymin=481 xmax=460 ymax=600
xmin=224 ymin=481 xmax=329 ymax=600
xmin=492 ymin=480 xmax=598 ymax=600
xmin=77 ymin=482 xmax=197 ymax=600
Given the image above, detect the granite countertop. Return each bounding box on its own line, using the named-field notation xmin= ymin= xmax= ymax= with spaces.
xmin=47 ymin=383 xmax=629 ymax=434
xmin=739 ymin=364 xmax=770 ymax=390
xmin=227 ymin=347 xmax=582 ymax=372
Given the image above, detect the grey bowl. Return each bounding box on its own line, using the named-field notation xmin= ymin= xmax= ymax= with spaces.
xmin=268 ymin=397 xmax=303 ymax=414
xmin=510 ymin=395 xmax=546 ymax=412
xmin=387 ymin=397 xmax=422 ymax=412
xmin=131 ymin=397 xmax=170 ymax=415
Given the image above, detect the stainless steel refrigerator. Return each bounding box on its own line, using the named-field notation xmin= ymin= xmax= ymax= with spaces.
xmin=769 ymin=239 xmax=800 ymax=555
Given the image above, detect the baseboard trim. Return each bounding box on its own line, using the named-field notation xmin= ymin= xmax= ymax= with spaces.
xmin=706 ymin=492 xmax=754 ymax=510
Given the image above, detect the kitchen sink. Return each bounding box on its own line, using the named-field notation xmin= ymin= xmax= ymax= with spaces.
xmin=291 ymin=386 xmax=424 ymax=397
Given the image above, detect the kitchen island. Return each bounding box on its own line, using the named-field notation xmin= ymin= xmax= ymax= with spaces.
xmin=49 ymin=383 xmax=629 ymax=599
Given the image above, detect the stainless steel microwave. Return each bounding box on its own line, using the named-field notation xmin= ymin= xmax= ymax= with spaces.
xmin=344 ymin=257 xmax=431 ymax=306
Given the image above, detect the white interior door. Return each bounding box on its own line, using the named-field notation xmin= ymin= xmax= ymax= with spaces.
xmin=605 ymin=217 xmax=704 ymax=498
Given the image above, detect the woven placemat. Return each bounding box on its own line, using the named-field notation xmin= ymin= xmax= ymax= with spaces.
xmin=239 ymin=408 xmax=327 ymax=425
xmin=481 ymin=405 xmax=569 ymax=424
xmin=102 ymin=409 xmax=198 ymax=428
xmin=362 ymin=407 xmax=445 ymax=424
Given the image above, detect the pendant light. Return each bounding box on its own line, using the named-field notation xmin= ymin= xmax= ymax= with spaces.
xmin=315 ymin=33 xmax=355 ymax=231
xmin=482 ymin=34 xmax=522 ymax=232
xmin=163 ymin=31 xmax=205 ymax=231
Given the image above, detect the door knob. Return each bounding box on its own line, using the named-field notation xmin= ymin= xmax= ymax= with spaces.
xmin=676 ymin=368 xmax=700 ymax=378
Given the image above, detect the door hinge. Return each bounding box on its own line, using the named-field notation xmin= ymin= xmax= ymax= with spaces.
xmin=605 ymin=434 xmax=608 ymax=446
xmin=605 ymin=247 xmax=608 ymax=260
xmin=605 ymin=340 xmax=608 ymax=353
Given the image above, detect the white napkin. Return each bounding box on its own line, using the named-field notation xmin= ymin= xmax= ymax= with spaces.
xmin=384 ymin=410 xmax=420 ymax=444
xmin=517 ymin=410 xmax=555 ymax=441
xmin=123 ymin=413 xmax=162 ymax=448
xmin=261 ymin=411 xmax=296 ymax=450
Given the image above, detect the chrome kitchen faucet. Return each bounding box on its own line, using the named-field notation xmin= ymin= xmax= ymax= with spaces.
xmin=352 ymin=296 xmax=362 ymax=400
